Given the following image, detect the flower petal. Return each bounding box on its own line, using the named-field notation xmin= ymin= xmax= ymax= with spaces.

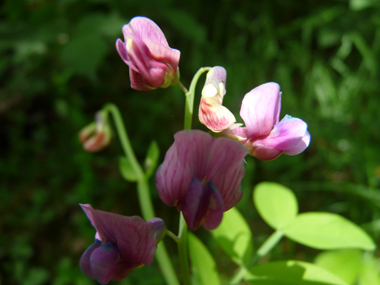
xmin=123 ymin=17 xmax=180 ymax=75
xmin=199 ymin=97 xmax=236 ymax=132
xmin=240 ymin=82 xmax=281 ymax=138
xmin=155 ymin=130 xmax=213 ymax=206
xmin=80 ymin=239 xmax=101 ymax=280
xmin=205 ymin=136 xmax=248 ymax=210
xmin=89 ymin=242 xmax=120 ymax=284
xmin=80 ymin=204 xmax=157 ymax=266
xmin=283 ymin=130 xmax=311 ymax=155
xmin=178 ymin=178 xmax=223 ymax=230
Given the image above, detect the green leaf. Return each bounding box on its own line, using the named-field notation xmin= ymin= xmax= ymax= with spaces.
xmin=211 ymin=207 xmax=253 ymax=265
xmin=119 ymin=156 xmax=143 ymax=182
xmin=359 ymin=254 xmax=380 ymax=285
xmin=188 ymin=233 xmax=220 ymax=285
xmin=253 ymin=182 xmax=298 ymax=230
xmin=315 ymin=249 xmax=362 ymax=285
xmin=283 ymin=212 xmax=376 ymax=250
xmin=244 ymin=260 xmax=348 ymax=285
xmin=144 ymin=141 xmax=159 ymax=179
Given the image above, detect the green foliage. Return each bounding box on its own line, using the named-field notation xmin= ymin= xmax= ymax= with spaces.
xmin=211 ymin=207 xmax=253 ymax=265
xmin=144 ymin=140 xmax=160 ymax=179
xmin=188 ymin=233 xmax=220 ymax=285
xmin=244 ymin=260 xmax=348 ymax=285
xmin=1 ymin=0 xmax=380 ymax=283
xmin=254 ymin=182 xmax=298 ymax=230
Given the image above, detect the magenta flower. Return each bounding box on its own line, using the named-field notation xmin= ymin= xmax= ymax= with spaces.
xmin=155 ymin=130 xmax=248 ymax=230
xmin=79 ymin=204 xmax=165 ymax=284
xmin=116 ymin=16 xmax=181 ymax=91
xmin=225 ymin=82 xmax=310 ymax=160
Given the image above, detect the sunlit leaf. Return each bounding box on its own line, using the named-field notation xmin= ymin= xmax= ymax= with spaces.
xmin=315 ymin=249 xmax=362 ymax=285
xmin=211 ymin=207 xmax=252 ymax=265
xmin=188 ymin=233 xmax=220 ymax=285
xmin=254 ymin=182 xmax=298 ymax=230
xmin=359 ymin=254 xmax=380 ymax=285
xmin=244 ymin=260 xmax=348 ymax=285
xmin=283 ymin=213 xmax=376 ymax=250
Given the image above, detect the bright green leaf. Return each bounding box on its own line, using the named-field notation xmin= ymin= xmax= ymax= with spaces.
xmin=188 ymin=233 xmax=220 ymax=285
xmin=283 ymin=213 xmax=376 ymax=250
xmin=119 ymin=156 xmax=143 ymax=182
xmin=315 ymin=249 xmax=362 ymax=285
xmin=244 ymin=260 xmax=348 ymax=285
xmin=254 ymin=182 xmax=298 ymax=230
xmin=144 ymin=141 xmax=159 ymax=179
xmin=358 ymin=253 xmax=380 ymax=285
xmin=211 ymin=207 xmax=252 ymax=265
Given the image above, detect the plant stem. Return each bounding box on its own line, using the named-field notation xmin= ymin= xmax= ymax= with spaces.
xmin=183 ymin=67 xmax=211 ymax=130
xmin=229 ymin=230 xmax=284 ymax=285
xmin=104 ymin=103 xmax=180 ymax=285
xmin=178 ymin=80 xmax=189 ymax=94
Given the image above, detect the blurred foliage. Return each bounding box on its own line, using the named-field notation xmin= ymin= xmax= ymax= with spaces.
xmin=0 ymin=0 xmax=380 ymax=284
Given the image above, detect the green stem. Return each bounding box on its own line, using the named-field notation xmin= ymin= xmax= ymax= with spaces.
xmin=178 ymin=80 xmax=189 ymax=94
xmin=178 ymin=213 xmax=191 ymax=285
xmin=183 ymin=67 xmax=211 ymax=130
xmin=104 ymin=103 xmax=180 ymax=285
xmin=229 ymin=230 xmax=284 ymax=285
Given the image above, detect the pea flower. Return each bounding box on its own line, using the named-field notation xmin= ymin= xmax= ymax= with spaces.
xmin=224 ymin=82 xmax=310 ymax=161
xmin=116 ymin=16 xmax=181 ymax=91
xmin=155 ymin=130 xmax=248 ymax=230
xmin=198 ymin=66 xmax=236 ymax=132
xmin=79 ymin=111 xmax=112 ymax=152
xmin=79 ymin=204 xmax=165 ymax=284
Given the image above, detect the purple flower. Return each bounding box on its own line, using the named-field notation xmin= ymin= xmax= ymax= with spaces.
xmin=116 ymin=16 xmax=181 ymax=91
xmin=199 ymin=66 xmax=236 ymax=132
xmin=155 ymin=130 xmax=248 ymax=230
xmin=79 ymin=204 xmax=165 ymax=284
xmin=225 ymin=82 xmax=310 ymax=160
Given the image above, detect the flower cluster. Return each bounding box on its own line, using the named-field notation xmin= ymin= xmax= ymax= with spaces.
xmin=78 ymin=16 xmax=311 ymax=284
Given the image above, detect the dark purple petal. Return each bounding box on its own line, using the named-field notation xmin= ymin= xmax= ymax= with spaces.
xmin=80 ymin=204 xmax=157 ymax=266
xmin=80 ymin=239 xmax=101 ymax=280
xmin=178 ymin=178 xmax=224 ymax=230
xmin=202 ymin=182 xmax=224 ymax=230
xmin=155 ymin=130 xmax=213 ymax=206
xmin=240 ymin=82 xmax=281 ymax=138
xmin=148 ymin=218 xmax=166 ymax=243
xmin=205 ymin=136 xmax=248 ymax=210
xmin=90 ymin=242 xmax=120 ymax=284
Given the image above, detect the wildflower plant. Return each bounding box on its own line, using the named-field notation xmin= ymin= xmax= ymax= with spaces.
xmin=78 ymin=16 xmax=376 ymax=285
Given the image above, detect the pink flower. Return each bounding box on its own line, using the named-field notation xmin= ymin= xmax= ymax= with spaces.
xmin=155 ymin=130 xmax=248 ymax=230
xmin=79 ymin=204 xmax=165 ymax=284
xmin=198 ymin=66 xmax=236 ymax=132
xmin=225 ymin=82 xmax=310 ymax=160
xmin=116 ymin=16 xmax=181 ymax=91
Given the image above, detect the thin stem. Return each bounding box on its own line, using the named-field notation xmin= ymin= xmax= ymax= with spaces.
xmin=229 ymin=230 xmax=284 ymax=285
xmin=166 ymin=230 xmax=180 ymax=243
xmin=104 ymin=103 xmax=180 ymax=285
xmin=178 ymin=80 xmax=189 ymax=94
xmin=183 ymin=67 xmax=211 ymax=130
xmin=178 ymin=213 xmax=191 ymax=285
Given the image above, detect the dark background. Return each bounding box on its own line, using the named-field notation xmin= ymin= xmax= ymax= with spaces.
xmin=1 ymin=0 xmax=380 ymax=284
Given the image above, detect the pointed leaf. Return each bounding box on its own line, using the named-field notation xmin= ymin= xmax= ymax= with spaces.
xmin=188 ymin=233 xmax=220 ymax=285
xmin=211 ymin=207 xmax=253 ymax=265
xmin=244 ymin=260 xmax=348 ymax=285
xmin=283 ymin=212 xmax=376 ymax=250
xmin=144 ymin=141 xmax=160 ymax=179
xmin=254 ymin=182 xmax=298 ymax=230
xmin=315 ymin=249 xmax=362 ymax=285
xmin=119 ymin=156 xmax=143 ymax=182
